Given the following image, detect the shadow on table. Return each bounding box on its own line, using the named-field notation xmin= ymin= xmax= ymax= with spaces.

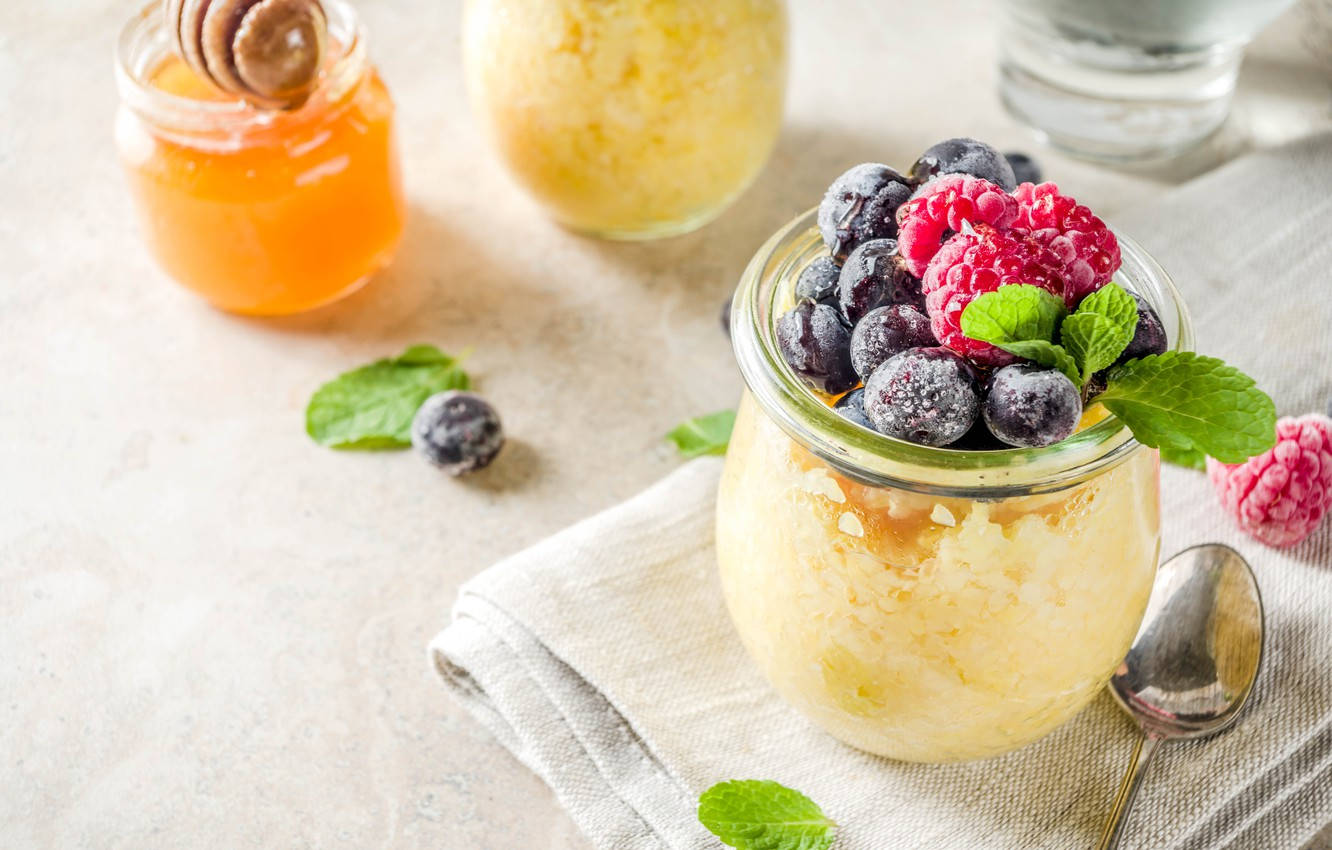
xmin=234 ymin=200 xmax=548 ymax=343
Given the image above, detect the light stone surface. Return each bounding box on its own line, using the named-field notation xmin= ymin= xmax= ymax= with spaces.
xmin=1 ymin=1 xmax=1328 ymax=847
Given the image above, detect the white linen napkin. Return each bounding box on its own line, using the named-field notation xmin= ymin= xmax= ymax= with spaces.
xmin=430 ymin=133 xmax=1332 ymax=850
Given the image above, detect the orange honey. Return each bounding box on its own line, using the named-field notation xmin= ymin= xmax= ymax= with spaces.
xmin=115 ymin=2 xmax=405 ymax=315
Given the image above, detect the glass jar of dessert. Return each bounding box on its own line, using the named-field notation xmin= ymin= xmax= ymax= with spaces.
xmin=718 ymin=208 xmax=1195 ymax=762
xmin=115 ymin=0 xmax=405 ymax=315
xmin=462 ymin=0 xmax=788 ymax=240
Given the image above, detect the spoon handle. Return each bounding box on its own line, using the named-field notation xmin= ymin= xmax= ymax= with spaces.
xmin=1096 ymin=733 xmax=1163 ymax=850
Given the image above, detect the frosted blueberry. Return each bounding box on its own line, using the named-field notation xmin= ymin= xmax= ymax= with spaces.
xmin=412 ymin=391 xmax=505 ymax=475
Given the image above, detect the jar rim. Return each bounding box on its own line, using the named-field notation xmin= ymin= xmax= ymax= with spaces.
xmin=730 ymin=208 xmax=1196 ymax=496
xmin=114 ymin=0 xmax=366 ymax=136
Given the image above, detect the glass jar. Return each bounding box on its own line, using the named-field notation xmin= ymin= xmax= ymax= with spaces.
xmin=115 ymin=0 xmax=406 ymax=315
xmin=718 ymin=211 xmax=1194 ymax=762
xmin=462 ymin=0 xmax=787 ymax=240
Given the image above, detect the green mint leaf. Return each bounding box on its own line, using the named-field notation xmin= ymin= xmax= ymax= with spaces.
xmin=996 ymin=340 xmax=1082 ymax=387
xmin=1160 ymin=444 xmax=1208 ymax=471
xmin=306 ymin=345 xmax=472 ymax=449
xmin=394 ymin=344 xmax=457 ymax=366
xmin=1061 ymin=312 xmax=1134 ymax=383
xmin=1098 ymin=352 xmax=1276 ymax=465
xmin=960 ymin=284 xmax=1067 ymax=346
xmin=666 ymin=410 xmax=736 ymax=458
xmin=698 ymin=780 xmax=836 ymax=850
xmin=1076 ymin=283 xmax=1139 ymax=335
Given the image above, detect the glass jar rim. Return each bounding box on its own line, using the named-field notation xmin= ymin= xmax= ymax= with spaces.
xmin=114 ymin=0 xmax=366 ymax=137
xmin=730 ymin=208 xmax=1196 ymax=497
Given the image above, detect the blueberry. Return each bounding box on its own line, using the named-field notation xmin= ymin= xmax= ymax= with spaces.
xmin=863 ymin=347 xmax=979 ymax=446
xmin=849 ymin=304 xmax=936 ymax=381
xmin=982 ymin=364 xmax=1082 ymax=448
xmin=1116 ymin=294 xmax=1168 ymax=363
xmin=795 ymin=256 xmax=842 ymax=305
xmin=1003 ymin=151 xmax=1042 ymax=186
xmin=833 ymin=388 xmax=875 ymax=430
xmin=411 ymin=391 xmax=505 ymax=475
xmin=817 ymin=163 xmax=915 ymax=260
xmin=776 ymin=300 xmax=857 ymax=394
xmin=720 ymin=297 xmax=732 ymax=338
xmin=909 ymin=138 xmax=1017 ymax=192
xmin=837 ymin=238 xmax=923 ymax=325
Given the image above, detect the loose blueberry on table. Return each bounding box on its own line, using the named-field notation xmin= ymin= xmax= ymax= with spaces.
xmin=412 ymin=390 xmax=506 ymax=474
xmin=777 ymin=136 xmax=1190 ymax=451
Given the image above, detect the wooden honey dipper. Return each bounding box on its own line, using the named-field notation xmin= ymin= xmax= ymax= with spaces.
xmin=165 ymin=0 xmax=328 ymax=109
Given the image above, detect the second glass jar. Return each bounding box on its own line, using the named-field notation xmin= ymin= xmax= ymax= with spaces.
xmin=463 ymin=0 xmax=788 ymax=240
xmin=718 ymin=211 xmax=1194 ymax=762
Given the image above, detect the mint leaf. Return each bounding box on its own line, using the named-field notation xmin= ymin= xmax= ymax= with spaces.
xmin=1160 ymin=444 xmax=1208 ymax=471
xmin=666 ymin=410 xmax=736 ymax=458
xmin=698 ymin=780 xmax=836 ymax=850
xmin=306 ymin=345 xmax=471 ymax=449
xmin=961 ymin=284 xmax=1067 ymax=346
xmin=996 ymin=340 xmax=1082 ymax=387
xmin=395 ymin=344 xmax=457 ymax=366
xmin=1098 ymin=352 xmax=1276 ymax=464
xmin=1076 ymin=283 xmax=1139 ymax=334
xmin=1061 ymin=312 xmax=1134 ymax=384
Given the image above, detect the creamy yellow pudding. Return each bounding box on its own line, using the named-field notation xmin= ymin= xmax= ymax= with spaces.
xmin=717 ymin=395 xmax=1160 ymax=761
xmin=462 ymin=0 xmax=787 ymax=238
xmin=717 ymin=208 xmax=1194 ymax=762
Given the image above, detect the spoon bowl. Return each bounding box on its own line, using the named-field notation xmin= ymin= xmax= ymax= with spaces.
xmin=1097 ymin=543 xmax=1265 ymax=850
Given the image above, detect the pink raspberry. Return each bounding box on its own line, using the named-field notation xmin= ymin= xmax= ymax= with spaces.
xmin=921 ymin=224 xmax=1066 ymax=367
xmin=896 ymin=175 xmax=1018 ymax=277
xmin=1011 ymin=182 xmax=1121 ymax=304
xmin=1208 ymin=414 xmax=1332 ymax=548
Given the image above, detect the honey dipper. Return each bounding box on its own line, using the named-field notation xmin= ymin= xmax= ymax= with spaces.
xmin=165 ymin=0 xmax=328 ymax=109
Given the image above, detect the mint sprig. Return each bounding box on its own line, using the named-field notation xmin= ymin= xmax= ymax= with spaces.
xmin=698 ymin=780 xmax=836 ymax=850
xmin=959 ymin=284 xmax=1067 ymax=345
xmin=1099 ymin=353 xmax=1276 ymax=464
xmin=1160 ymin=444 xmax=1208 ymax=471
xmin=306 ymin=344 xmax=471 ymax=449
xmin=666 ymin=409 xmax=736 ymax=458
xmin=960 ymin=283 xmax=1276 ymax=464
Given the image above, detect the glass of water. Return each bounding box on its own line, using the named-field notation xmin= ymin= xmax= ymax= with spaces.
xmin=998 ymin=0 xmax=1298 ymax=160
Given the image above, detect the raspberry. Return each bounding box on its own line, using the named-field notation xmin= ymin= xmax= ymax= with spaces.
xmin=1011 ymin=182 xmax=1121 ymax=303
xmin=896 ymin=175 xmax=1018 ymax=277
xmin=921 ymin=224 xmax=1066 ymax=367
xmin=1208 ymin=414 xmax=1332 ymax=548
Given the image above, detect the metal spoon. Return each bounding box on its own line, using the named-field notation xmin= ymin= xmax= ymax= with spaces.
xmin=1096 ymin=543 xmax=1265 ymax=850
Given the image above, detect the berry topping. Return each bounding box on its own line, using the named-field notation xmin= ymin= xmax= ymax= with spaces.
xmin=1011 ymin=182 xmax=1121 ymax=302
xmin=896 ymin=175 xmax=1019 ymax=277
xmin=411 ymin=391 xmax=505 ymax=475
xmin=982 ymin=364 xmax=1082 ymax=448
xmin=862 ymin=347 xmax=979 ymax=446
xmin=1003 ymin=151 xmax=1042 ymax=186
xmin=795 ymin=256 xmax=842 ymax=305
xmin=1208 ymin=414 xmax=1332 ymax=548
xmin=833 ymin=388 xmax=875 ymax=430
xmin=1116 ymin=294 xmax=1168 ymax=363
xmin=817 ymin=163 xmax=915 ymax=260
xmin=777 ymin=300 xmax=857 ymax=394
xmin=921 ymin=223 xmax=1067 ymax=367
xmin=909 ymin=138 xmax=1017 ymax=192
xmin=849 ymin=304 xmax=936 ymax=381
xmin=837 ymin=238 xmax=923 ymax=325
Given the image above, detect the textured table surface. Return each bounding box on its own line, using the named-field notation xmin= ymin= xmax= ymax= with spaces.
xmin=2 ymin=1 xmax=1329 ymax=848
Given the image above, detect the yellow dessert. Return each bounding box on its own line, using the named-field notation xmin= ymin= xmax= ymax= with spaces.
xmin=716 ymin=394 xmax=1160 ymax=761
xmin=462 ymin=0 xmax=787 ymax=238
